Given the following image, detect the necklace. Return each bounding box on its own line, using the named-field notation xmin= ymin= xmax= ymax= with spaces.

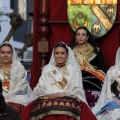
xmin=0 ymin=65 xmax=11 ymax=80
xmin=56 ymin=65 xmax=69 ymax=75
xmin=4 ymin=70 xmax=10 ymax=79
xmin=56 ymin=64 xmax=65 ymax=67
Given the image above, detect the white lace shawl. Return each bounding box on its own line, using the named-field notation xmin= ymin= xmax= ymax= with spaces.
xmin=115 ymin=47 xmax=120 ymax=64
xmin=0 ymin=42 xmax=32 ymax=106
xmin=32 ymin=42 xmax=87 ymax=104
xmin=92 ymin=47 xmax=120 ymax=115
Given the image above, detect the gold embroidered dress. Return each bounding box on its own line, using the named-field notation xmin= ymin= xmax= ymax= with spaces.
xmin=0 ymin=70 xmax=10 ymax=92
xmin=73 ymin=43 xmax=106 ymax=108
xmin=73 ymin=43 xmax=105 ymax=81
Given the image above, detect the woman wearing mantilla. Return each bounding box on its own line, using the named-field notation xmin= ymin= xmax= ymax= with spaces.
xmin=92 ymin=47 xmax=120 ymax=120
xmin=0 ymin=41 xmax=32 ymax=112
xmin=21 ymin=42 xmax=97 ymax=120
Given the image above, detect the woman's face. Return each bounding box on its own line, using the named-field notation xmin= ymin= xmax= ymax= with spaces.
xmin=0 ymin=46 xmax=13 ymax=64
xmin=75 ymin=29 xmax=89 ymax=45
xmin=54 ymin=47 xmax=68 ymax=65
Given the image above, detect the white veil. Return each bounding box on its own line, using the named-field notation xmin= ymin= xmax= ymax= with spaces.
xmin=32 ymin=42 xmax=87 ymax=104
xmin=115 ymin=47 xmax=120 ymax=65
xmin=49 ymin=42 xmax=87 ymax=103
xmin=92 ymin=47 xmax=120 ymax=115
xmin=0 ymin=41 xmax=19 ymax=82
xmin=0 ymin=41 xmax=25 ymax=88
xmin=0 ymin=41 xmax=32 ymax=106
xmin=49 ymin=42 xmax=81 ymax=71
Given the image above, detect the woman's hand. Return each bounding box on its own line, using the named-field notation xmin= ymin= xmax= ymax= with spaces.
xmin=56 ymin=92 xmax=66 ymax=97
xmin=46 ymin=92 xmax=66 ymax=99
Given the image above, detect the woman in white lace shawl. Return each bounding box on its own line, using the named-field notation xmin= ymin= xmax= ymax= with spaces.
xmin=21 ymin=42 xmax=97 ymax=120
xmin=92 ymin=47 xmax=120 ymax=120
xmin=31 ymin=42 xmax=86 ymax=102
xmin=0 ymin=41 xmax=32 ymax=110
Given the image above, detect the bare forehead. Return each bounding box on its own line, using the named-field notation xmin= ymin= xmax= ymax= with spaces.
xmin=0 ymin=46 xmax=12 ymax=51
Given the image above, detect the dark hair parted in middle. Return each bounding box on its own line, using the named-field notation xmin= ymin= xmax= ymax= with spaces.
xmin=0 ymin=43 xmax=13 ymax=53
xmin=54 ymin=42 xmax=68 ymax=54
xmin=70 ymin=26 xmax=98 ymax=53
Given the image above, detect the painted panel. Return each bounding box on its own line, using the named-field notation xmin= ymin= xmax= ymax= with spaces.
xmin=67 ymin=0 xmax=117 ymax=38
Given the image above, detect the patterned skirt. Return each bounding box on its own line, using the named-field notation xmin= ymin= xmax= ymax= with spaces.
xmin=30 ymin=96 xmax=82 ymax=120
xmin=20 ymin=95 xmax=97 ymax=120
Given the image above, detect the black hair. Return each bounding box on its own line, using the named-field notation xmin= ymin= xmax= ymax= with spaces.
xmin=0 ymin=43 xmax=13 ymax=53
xmin=54 ymin=42 xmax=68 ymax=54
xmin=70 ymin=26 xmax=108 ymax=73
xmin=70 ymin=26 xmax=98 ymax=54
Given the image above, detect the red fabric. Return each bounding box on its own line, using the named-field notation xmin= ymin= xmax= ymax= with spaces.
xmin=31 ymin=0 xmax=120 ymax=89
xmin=98 ymin=0 xmax=120 ymax=67
xmin=98 ymin=25 xmax=120 ymax=67
xmin=20 ymin=100 xmax=35 ymax=120
xmin=6 ymin=102 xmax=24 ymax=113
xmin=30 ymin=0 xmax=41 ymax=89
xmin=81 ymin=101 xmax=97 ymax=120
xmin=20 ymin=100 xmax=96 ymax=120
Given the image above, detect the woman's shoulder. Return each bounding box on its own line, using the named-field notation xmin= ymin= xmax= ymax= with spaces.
xmin=67 ymin=64 xmax=79 ymax=72
xmin=13 ymin=60 xmax=24 ymax=66
xmin=108 ymin=64 xmax=119 ymax=73
xmin=42 ymin=64 xmax=55 ymax=72
xmin=11 ymin=60 xmax=25 ymax=71
xmin=104 ymin=65 xmax=118 ymax=78
xmin=43 ymin=64 xmax=53 ymax=69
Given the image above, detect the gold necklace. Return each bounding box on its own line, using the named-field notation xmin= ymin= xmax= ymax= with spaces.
xmin=3 ymin=70 xmax=10 ymax=79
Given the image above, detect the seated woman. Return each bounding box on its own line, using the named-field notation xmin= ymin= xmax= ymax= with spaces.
xmin=21 ymin=42 xmax=97 ymax=120
xmin=0 ymin=41 xmax=32 ymax=112
xmin=70 ymin=26 xmax=108 ymax=108
xmin=92 ymin=47 xmax=120 ymax=120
